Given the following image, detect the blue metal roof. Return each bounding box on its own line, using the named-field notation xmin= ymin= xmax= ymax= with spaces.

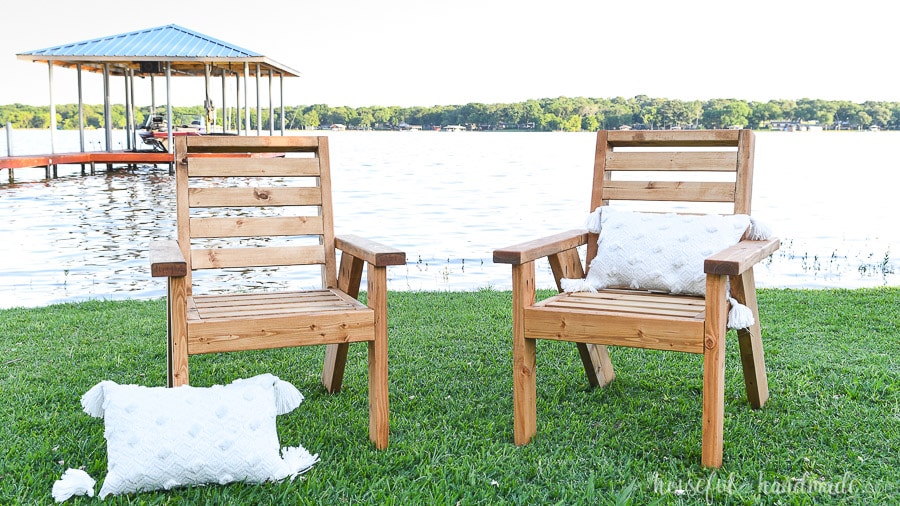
xmin=17 ymin=24 xmax=300 ymax=77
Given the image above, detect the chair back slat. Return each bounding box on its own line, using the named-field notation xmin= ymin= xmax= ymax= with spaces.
xmin=190 ymin=245 xmax=327 ymax=270
xmin=605 ymin=151 xmax=739 ymax=172
xmin=187 ymin=156 xmax=321 ymax=177
xmin=601 ymin=181 xmax=737 ymax=203
xmin=189 ymin=216 xmax=325 ymax=238
xmin=587 ymin=129 xmax=755 ymax=265
xmin=188 ymin=186 xmax=324 ymax=208
xmin=175 ymin=135 xmax=337 ymax=294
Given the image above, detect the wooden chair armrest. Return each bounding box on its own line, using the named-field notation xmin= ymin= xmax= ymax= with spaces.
xmin=335 ymin=234 xmax=406 ymax=267
xmin=704 ymin=238 xmax=781 ymax=276
xmin=150 ymin=240 xmax=187 ymax=277
xmin=493 ymin=229 xmax=588 ymax=266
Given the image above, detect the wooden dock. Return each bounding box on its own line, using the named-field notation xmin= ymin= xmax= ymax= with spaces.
xmin=1 ymin=150 xmax=174 ymax=181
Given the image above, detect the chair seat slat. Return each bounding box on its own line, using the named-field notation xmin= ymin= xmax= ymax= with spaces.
xmin=190 ymin=289 xmax=368 ymax=320
xmin=541 ymin=290 xmax=706 ymax=318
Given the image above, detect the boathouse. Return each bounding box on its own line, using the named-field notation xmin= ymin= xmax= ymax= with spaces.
xmin=14 ymin=24 xmax=301 ymax=155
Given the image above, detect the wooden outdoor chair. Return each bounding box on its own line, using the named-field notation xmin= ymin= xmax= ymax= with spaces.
xmin=493 ymin=129 xmax=780 ymax=467
xmin=149 ymin=135 xmax=405 ymax=449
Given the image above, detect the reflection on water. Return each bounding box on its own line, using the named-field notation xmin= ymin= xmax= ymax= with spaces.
xmin=1 ymin=130 xmax=898 ymax=309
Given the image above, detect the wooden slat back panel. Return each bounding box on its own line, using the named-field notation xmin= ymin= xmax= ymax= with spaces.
xmin=592 ymin=129 xmax=754 ymax=211
xmin=174 ymin=135 xmax=338 ymax=294
xmin=587 ymin=129 xmax=755 ymax=266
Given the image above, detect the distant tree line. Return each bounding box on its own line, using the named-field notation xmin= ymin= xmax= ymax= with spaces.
xmin=2 ymin=96 xmax=899 ymax=132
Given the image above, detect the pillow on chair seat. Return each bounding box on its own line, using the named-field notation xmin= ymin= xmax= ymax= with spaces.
xmin=563 ymin=206 xmax=751 ymax=296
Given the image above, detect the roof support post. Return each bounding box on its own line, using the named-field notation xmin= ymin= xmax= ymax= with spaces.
xmin=235 ymin=72 xmax=242 ymax=136
xmin=279 ymin=73 xmax=285 ymax=135
xmin=124 ymin=68 xmax=133 ymax=151
xmin=255 ymin=63 xmax=261 ymax=135
xmin=129 ymin=68 xmax=137 ymax=150
xmin=243 ymin=62 xmax=250 ymax=134
xmin=268 ymin=68 xmax=274 ymax=135
xmin=103 ymin=63 xmax=112 ymax=152
xmin=221 ymin=69 xmax=227 ymax=134
xmin=77 ymin=64 xmax=85 ymax=152
xmin=204 ymin=64 xmax=212 ymax=134
xmin=165 ymin=62 xmax=173 ymax=156
xmin=48 ymin=61 xmax=57 ymax=154
xmin=151 ymin=74 xmax=156 ymax=115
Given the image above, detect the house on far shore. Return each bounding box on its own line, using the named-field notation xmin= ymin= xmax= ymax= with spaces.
xmin=768 ymin=121 xmax=823 ymax=132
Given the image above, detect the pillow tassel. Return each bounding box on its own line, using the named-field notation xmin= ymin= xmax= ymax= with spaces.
xmin=584 ymin=207 xmax=603 ymax=234
xmin=280 ymin=446 xmax=320 ymax=480
xmin=52 ymin=468 xmax=96 ymax=502
xmin=274 ymin=379 xmax=305 ymax=415
xmin=727 ymin=296 xmax=755 ymax=330
xmin=560 ymin=277 xmax=596 ymax=293
xmin=747 ymin=218 xmax=772 ymax=240
xmin=80 ymin=381 xmax=113 ymax=418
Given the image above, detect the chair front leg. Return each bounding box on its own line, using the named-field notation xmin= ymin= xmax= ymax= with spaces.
xmin=512 ymin=262 xmax=537 ymax=445
xmin=702 ymin=274 xmax=728 ymax=468
xmin=167 ymin=275 xmax=189 ymax=387
xmin=729 ymin=268 xmax=769 ymax=408
xmin=367 ymin=263 xmax=390 ymax=449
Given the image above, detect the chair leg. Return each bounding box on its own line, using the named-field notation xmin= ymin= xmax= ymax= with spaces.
xmin=730 ymin=269 xmax=769 ymax=408
xmin=702 ymin=275 xmax=728 ymax=468
xmin=512 ymin=263 xmax=537 ymax=445
xmin=167 ymin=276 xmax=189 ymax=387
xmin=577 ymin=343 xmax=616 ymax=388
xmin=367 ymin=264 xmax=389 ymax=449
xmin=547 ymin=250 xmax=616 ymax=388
xmin=322 ymin=344 xmax=349 ymax=394
xmin=323 ymin=253 xmax=365 ymax=393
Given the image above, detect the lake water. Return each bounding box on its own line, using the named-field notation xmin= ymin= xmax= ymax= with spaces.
xmin=2 ymin=129 xmax=898 ymax=309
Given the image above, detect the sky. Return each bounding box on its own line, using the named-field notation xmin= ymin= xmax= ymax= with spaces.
xmin=2 ymin=0 xmax=895 ymax=108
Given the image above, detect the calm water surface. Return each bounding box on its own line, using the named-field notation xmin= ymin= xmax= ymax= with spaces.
xmin=2 ymin=129 xmax=898 ymax=308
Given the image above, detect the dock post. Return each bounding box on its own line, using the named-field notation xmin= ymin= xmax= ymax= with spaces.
xmin=4 ymin=123 xmax=10 ymax=182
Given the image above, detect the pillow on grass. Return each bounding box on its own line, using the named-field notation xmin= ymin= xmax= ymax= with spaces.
xmin=81 ymin=373 xmax=318 ymax=498
xmin=562 ymin=206 xmax=751 ymax=296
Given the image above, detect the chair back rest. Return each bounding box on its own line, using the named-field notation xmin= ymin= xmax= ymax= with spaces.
xmin=588 ymin=129 xmax=755 ymax=262
xmin=174 ymin=135 xmax=336 ymax=295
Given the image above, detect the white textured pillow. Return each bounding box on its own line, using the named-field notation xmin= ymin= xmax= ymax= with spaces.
xmin=81 ymin=373 xmax=318 ymax=498
xmin=567 ymin=207 xmax=750 ymax=296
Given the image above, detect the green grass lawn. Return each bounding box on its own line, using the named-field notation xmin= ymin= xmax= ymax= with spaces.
xmin=1 ymin=288 xmax=898 ymax=504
